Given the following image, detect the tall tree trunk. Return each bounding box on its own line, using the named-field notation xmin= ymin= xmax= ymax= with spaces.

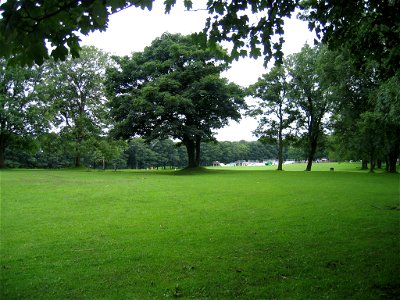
xmin=277 ymin=122 xmax=283 ymax=171
xmin=74 ymin=137 xmax=81 ymax=167
xmin=361 ymin=160 xmax=368 ymax=170
xmin=195 ymin=135 xmax=201 ymax=167
xmin=377 ymin=159 xmax=382 ymax=169
xmin=276 ymin=104 xmax=284 ymax=171
xmin=74 ymin=152 xmax=81 ymax=167
xmin=369 ymin=154 xmax=375 ymax=173
xmin=0 ymin=134 xmax=6 ymax=168
xmin=305 ymin=136 xmax=318 ymax=171
xmin=387 ymin=148 xmax=399 ymax=173
xmin=185 ymin=139 xmax=198 ymax=168
xmin=387 ymin=131 xmax=399 ymax=173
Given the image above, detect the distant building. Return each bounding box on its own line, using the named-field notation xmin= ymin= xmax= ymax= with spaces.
xmin=212 ymin=161 xmax=221 ymax=167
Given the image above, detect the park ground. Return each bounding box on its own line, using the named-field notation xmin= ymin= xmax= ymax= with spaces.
xmin=1 ymin=163 xmax=399 ymax=299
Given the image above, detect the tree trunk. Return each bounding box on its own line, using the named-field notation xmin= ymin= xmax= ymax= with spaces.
xmin=0 ymin=134 xmax=6 ymax=168
xmin=185 ymin=139 xmax=198 ymax=168
xmin=361 ymin=160 xmax=368 ymax=170
xmin=387 ymin=148 xmax=399 ymax=173
xmin=305 ymin=136 xmax=318 ymax=171
xmin=387 ymin=132 xmax=399 ymax=173
xmin=277 ymin=117 xmax=283 ymax=171
xmin=377 ymin=159 xmax=382 ymax=169
xmin=369 ymin=156 xmax=375 ymax=173
xmin=74 ymin=136 xmax=82 ymax=167
xmin=195 ymin=135 xmax=201 ymax=167
xmin=74 ymin=152 xmax=81 ymax=167
xmin=277 ymin=139 xmax=283 ymax=171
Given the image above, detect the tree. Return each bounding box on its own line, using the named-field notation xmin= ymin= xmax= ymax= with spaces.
xmin=0 ymin=0 xmax=298 ymax=66
xmin=373 ymin=73 xmax=400 ymax=173
xmin=300 ymin=0 xmax=400 ymax=81
xmin=0 ymin=0 xmax=154 ymax=65
xmin=150 ymin=139 xmax=180 ymax=169
xmin=107 ymin=33 xmax=246 ymax=168
xmin=354 ymin=112 xmax=386 ymax=173
xmin=125 ymin=138 xmax=159 ymax=169
xmin=2 ymin=0 xmax=398 ymax=72
xmin=300 ymin=0 xmax=400 ymax=172
xmin=322 ymin=49 xmax=373 ymax=166
xmin=286 ymin=45 xmax=332 ymax=171
xmin=40 ymin=46 xmax=111 ymax=167
xmin=0 ymin=59 xmax=48 ymax=168
xmin=90 ymin=138 xmax=127 ymax=170
xmin=249 ymin=65 xmax=296 ymax=170
xmin=31 ymin=133 xmax=71 ymax=168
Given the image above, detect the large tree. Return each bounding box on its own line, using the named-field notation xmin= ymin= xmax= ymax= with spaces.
xmin=0 ymin=59 xmax=48 ymax=168
xmin=106 ymin=33 xmax=245 ymax=168
xmin=300 ymin=0 xmax=400 ymax=172
xmin=373 ymin=73 xmax=400 ymax=172
xmin=286 ymin=45 xmax=333 ymax=171
xmin=39 ymin=46 xmax=111 ymax=167
xmin=249 ymin=65 xmax=297 ymax=170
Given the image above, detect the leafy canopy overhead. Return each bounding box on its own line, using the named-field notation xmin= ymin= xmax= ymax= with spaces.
xmin=300 ymin=0 xmax=400 ymax=79
xmin=0 ymin=0 xmax=297 ymax=66
xmin=1 ymin=0 xmax=398 ymax=78
xmin=0 ymin=0 xmax=154 ymax=65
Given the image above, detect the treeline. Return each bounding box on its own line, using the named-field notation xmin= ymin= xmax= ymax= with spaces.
xmin=6 ymin=137 xmax=312 ymax=169
xmin=1 ymin=36 xmax=398 ymax=172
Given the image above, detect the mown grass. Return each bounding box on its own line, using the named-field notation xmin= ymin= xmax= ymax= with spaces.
xmin=1 ymin=164 xmax=399 ymax=299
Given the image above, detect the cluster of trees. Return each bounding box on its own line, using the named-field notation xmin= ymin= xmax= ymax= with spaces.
xmin=1 ymin=0 xmax=399 ymax=172
xmin=249 ymin=43 xmax=399 ymax=173
xmin=5 ymin=136 xmax=292 ymax=170
xmin=1 ymin=34 xmax=249 ymax=169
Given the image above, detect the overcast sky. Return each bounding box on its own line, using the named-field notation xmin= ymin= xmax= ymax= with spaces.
xmin=81 ymin=1 xmax=315 ymax=141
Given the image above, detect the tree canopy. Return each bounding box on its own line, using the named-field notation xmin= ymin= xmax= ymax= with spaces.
xmin=285 ymin=45 xmax=333 ymax=171
xmin=0 ymin=59 xmax=48 ymax=167
xmin=106 ymin=33 xmax=246 ymax=168
xmin=300 ymin=0 xmax=400 ymax=80
xmin=2 ymin=0 xmax=399 ymax=72
xmin=249 ymin=65 xmax=296 ymax=170
xmin=0 ymin=0 xmax=298 ymax=66
xmin=38 ymin=46 xmax=112 ymax=167
xmin=0 ymin=0 xmax=154 ymax=65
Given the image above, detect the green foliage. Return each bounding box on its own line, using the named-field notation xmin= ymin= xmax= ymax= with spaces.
xmin=300 ymin=0 xmax=400 ymax=80
xmin=1 ymin=168 xmax=399 ymax=298
xmin=107 ymin=33 xmax=246 ymax=168
xmin=285 ymin=45 xmax=333 ymax=171
xmin=0 ymin=0 xmax=154 ymax=65
xmin=249 ymin=65 xmax=298 ymax=170
xmin=2 ymin=0 xmax=398 ymax=74
xmin=0 ymin=59 xmax=49 ymax=167
xmin=203 ymin=0 xmax=297 ymax=65
xmin=38 ymin=46 xmax=112 ymax=167
xmin=0 ymin=0 xmax=297 ymax=66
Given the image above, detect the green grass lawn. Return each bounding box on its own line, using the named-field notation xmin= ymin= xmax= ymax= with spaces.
xmin=1 ymin=164 xmax=399 ymax=299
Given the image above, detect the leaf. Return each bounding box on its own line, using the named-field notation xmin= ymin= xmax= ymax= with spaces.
xmin=109 ymin=0 xmax=128 ymax=13
xmin=183 ymin=0 xmax=192 ymax=10
xmin=51 ymin=45 xmax=69 ymax=61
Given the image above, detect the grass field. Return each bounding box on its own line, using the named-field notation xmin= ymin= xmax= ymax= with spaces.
xmin=1 ymin=163 xmax=399 ymax=299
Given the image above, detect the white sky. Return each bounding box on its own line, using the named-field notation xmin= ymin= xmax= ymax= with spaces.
xmin=81 ymin=1 xmax=314 ymax=141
